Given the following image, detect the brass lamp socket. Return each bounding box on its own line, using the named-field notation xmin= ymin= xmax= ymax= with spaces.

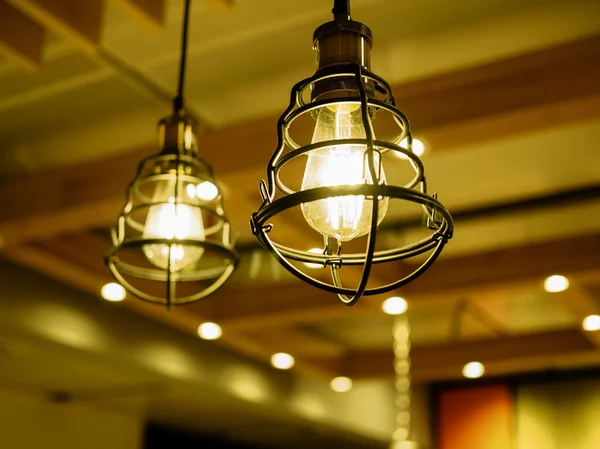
xmin=311 ymin=19 xmax=374 ymax=102
xmin=157 ymin=110 xmax=199 ymax=155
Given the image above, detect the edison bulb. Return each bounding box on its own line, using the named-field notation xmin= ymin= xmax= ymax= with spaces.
xmin=142 ymin=177 xmax=205 ymax=271
xmin=301 ymin=103 xmax=388 ymax=241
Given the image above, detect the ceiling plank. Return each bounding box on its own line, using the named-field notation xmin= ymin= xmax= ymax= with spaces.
xmin=7 ymin=0 xmax=104 ymax=54
xmin=0 ymin=0 xmax=44 ymax=70
xmin=344 ymin=329 xmax=598 ymax=381
xmin=1 ymin=34 xmax=600 ymax=245
xmin=106 ymin=0 xmax=165 ymax=31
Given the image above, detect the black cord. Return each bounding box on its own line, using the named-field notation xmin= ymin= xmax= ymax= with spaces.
xmin=333 ymin=0 xmax=351 ymax=19
xmin=173 ymin=0 xmax=191 ymax=112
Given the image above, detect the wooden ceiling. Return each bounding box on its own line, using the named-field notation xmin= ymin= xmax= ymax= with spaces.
xmin=0 ymin=0 xmax=599 ymax=385
xmin=0 ymin=0 xmax=233 ymax=70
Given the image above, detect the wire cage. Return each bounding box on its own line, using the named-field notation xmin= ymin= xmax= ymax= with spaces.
xmin=106 ymin=116 xmax=238 ymax=306
xmin=251 ymin=62 xmax=453 ymax=306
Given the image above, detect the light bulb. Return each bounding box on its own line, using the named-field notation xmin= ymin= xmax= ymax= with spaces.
xmin=142 ymin=177 xmax=205 ymax=271
xmin=301 ymin=103 xmax=388 ymax=241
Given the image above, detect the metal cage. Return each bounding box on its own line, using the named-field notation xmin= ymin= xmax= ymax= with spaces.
xmin=251 ymin=62 xmax=453 ymax=306
xmin=106 ymin=141 xmax=238 ymax=306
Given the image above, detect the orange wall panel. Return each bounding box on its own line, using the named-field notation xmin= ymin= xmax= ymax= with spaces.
xmin=438 ymin=384 xmax=514 ymax=449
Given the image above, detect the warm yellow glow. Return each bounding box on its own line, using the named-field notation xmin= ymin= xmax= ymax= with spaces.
xmin=543 ymin=274 xmax=569 ymax=293
xmin=197 ymin=322 xmax=222 ymax=340
xmin=301 ymin=103 xmax=388 ymax=241
xmin=100 ymin=282 xmax=126 ymax=302
xmin=271 ymin=352 xmax=295 ymax=370
xmin=142 ymin=178 xmax=205 ymax=271
xmin=583 ymin=315 xmax=600 ymax=332
xmin=382 ymin=296 xmax=408 ymax=315
xmin=196 ymin=181 xmax=219 ymax=201
xmin=463 ymin=361 xmax=485 ymax=379
xmin=304 ymin=247 xmax=323 ymax=269
xmin=397 ymin=137 xmax=425 ymax=159
xmin=330 ymin=376 xmax=353 ymax=392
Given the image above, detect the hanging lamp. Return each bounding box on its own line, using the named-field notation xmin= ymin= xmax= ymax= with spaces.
xmin=250 ymin=0 xmax=453 ymax=305
xmin=105 ymin=0 xmax=238 ymax=306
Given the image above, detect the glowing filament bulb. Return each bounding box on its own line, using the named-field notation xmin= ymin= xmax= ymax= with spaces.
xmin=142 ymin=177 xmax=205 ymax=271
xmin=301 ymin=103 xmax=388 ymax=241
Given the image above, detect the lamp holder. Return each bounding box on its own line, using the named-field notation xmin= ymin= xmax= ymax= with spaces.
xmin=312 ymin=2 xmax=373 ymax=101
xmin=158 ymin=110 xmax=199 ymax=156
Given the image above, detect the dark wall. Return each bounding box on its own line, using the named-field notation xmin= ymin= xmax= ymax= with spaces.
xmin=144 ymin=425 xmax=261 ymax=449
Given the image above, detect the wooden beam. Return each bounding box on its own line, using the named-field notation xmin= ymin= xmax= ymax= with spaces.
xmin=344 ymin=329 xmax=598 ymax=381
xmin=1 ymin=34 xmax=600 ymax=245
xmin=0 ymin=0 xmax=44 ymax=70
xmin=107 ymin=0 xmax=165 ymax=31
xmin=401 ymin=233 xmax=600 ymax=296
xmin=552 ymin=285 xmax=600 ymax=348
xmin=186 ymin=232 xmax=600 ymax=329
xmin=8 ymin=0 xmax=104 ymax=54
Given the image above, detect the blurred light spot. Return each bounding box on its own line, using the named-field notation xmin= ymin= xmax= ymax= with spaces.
xmin=196 ymin=181 xmax=219 ymax=201
xmin=583 ymin=315 xmax=600 ymax=332
xmin=101 ymin=283 xmax=126 ymax=302
xmin=463 ymin=361 xmax=485 ymax=379
xmin=544 ymin=274 xmax=569 ymax=293
xmin=197 ymin=322 xmax=222 ymax=340
xmin=383 ymin=296 xmax=408 ymax=315
xmin=271 ymin=352 xmax=294 ymax=369
xmin=397 ymin=138 xmax=425 ymax=159
xmin=330 ymin=376 xmax=353 ymax=393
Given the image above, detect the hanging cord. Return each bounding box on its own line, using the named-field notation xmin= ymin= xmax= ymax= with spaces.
xmin=333 ymin=0 xmax=351 ymax=19
xmin=391 ymin=315 xmax=414 ymax=449
xmin=173 ymin=0 xmax=192 ymax=112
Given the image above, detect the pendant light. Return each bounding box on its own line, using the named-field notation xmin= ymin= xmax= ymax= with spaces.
xmin=105 ymin=0 xmax=238 ymax=306
xmin=250 ymin=0 xmax=453 ymax=305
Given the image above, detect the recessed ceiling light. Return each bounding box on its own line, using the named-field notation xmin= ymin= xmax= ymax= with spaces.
xmin=100 ymin=283 xmax=126 ymax=302
xmin=271 ymin=352 xmax=295 ymax=370
xmin=303 ymin=248 xmax=323 ymax=269
xmin=397 ymin=138 xmax=425 ymax=159
xmin=543 ymin=274 xmax=569 ymax=293
xmin=583 ymin=315 xmax=600 ymax=332
xmin=463 ymin=361 xmax=485 ymax=379
xmin=196 ymin=181 xmax=219 ymax=201
xmin=330 ymin=376 xmax=353 ymax=393
xmin=382 ymin=296 xmax=408 ymax=315
xmin=197 ymin=322 xmax=222 ymax=340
